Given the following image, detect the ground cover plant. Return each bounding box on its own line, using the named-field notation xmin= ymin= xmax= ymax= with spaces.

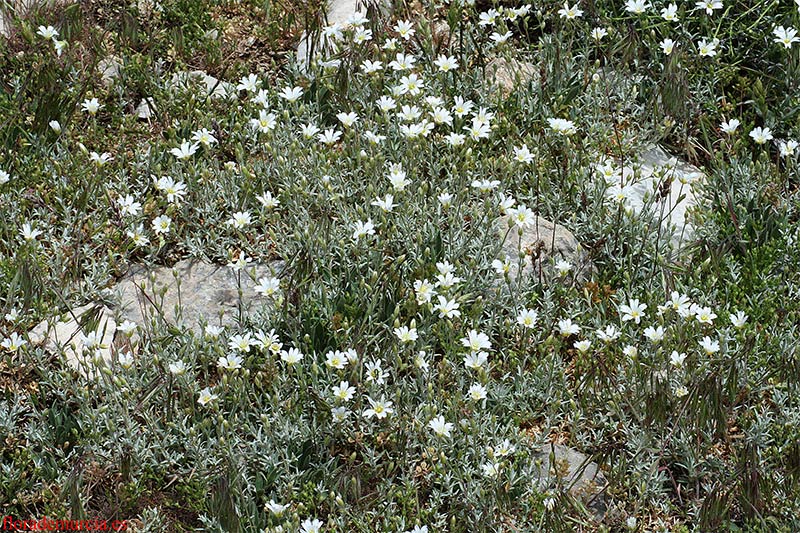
xmin=1 ymin=0 xmax=800 ymax=530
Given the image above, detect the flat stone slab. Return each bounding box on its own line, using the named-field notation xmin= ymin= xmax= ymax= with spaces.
xmin=28 ymin=259 xmax=282 ymax=375
xmin=496 ymin=215 xmax=593 ymax=284
xmin=535 ymin=443 xmax=608 ymax=519
xmin=296 ymin=0 xmax=391 ymax=72
xmin=113 ymin=259 xmax=281 ymax=332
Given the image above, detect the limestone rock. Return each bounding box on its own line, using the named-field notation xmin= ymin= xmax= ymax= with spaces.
xmin=134 ymin=97 xmax=155 ymax=119
xmin=535 ymin=443 xmax=608 ymax=520
xmin=296 ymin=0 xmax=392 ymax=72
xmin=28 ymin=303 xmax=117 ymax=375
xmin=600 ymin=145 xmax=703 ymax=251
xmin=485 ymin=57 xmax=536 ymax=93
xmin=169 ymin=70 xmax=236 ymax=100
xmin=634 ymin=145 xmax=702 ymax=249
xmin=27 ymin=259 xmax=283 ymax=375
xmin=98 ymin=56 xmax=123 ymax=86
xmin=111 ymin=259 xmax=282 ymax=332
xmin=496 ymin=215 xmax=593 ymax=283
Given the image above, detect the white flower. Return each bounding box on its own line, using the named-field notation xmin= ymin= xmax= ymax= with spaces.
xmin=697 ymin=38 xmax=719 ymax=57
xmin=591 ymin=27 xmax=608 ymax=41
xmin=254 ymin=276 xmax=281 ymax=297
xmin=388 ymin=52 xmax=416 ymax=71
xmin=481 ymin=461 xmax=502 ymax=478
xmin=394 ymin=326 xmax=418 ymax=343
xmin=699 ymin=336 xmax=720 ymax=355
xmin=265 ymin=500 xmax=289 ymax=516
xmin=217 ymin=354 xmax=243 ymax=371
xmin=558 ymin=2 xmax=583 ymax=19
xmin=365 ymin=359 xmax=388 ymax=385
xmin=574 ymin=339 xmax=592 ymax=353
xmin=278 ymin=86 xmax=303 ymax=103
xmin=81 ymin=98 xmax=102 ymax=115
xmin=394 ymin=19 xmax=415 ymax=40
xmin=428 ymin=415 xmax=453 ymax=438
xmin=20 ymin=222 xmax=43 ymax=241
xmin=694 ymin=306 xmax=717 ymax=325
xmin=554 ymin=259 xmax=572 ymax=276
xmin=336 ymin=111 xmax=359 ymax=128
xmin=363 ymin=396 xmax=394 ymax=419
xmin=547 ymin=117 xmax=577 ymax=136
xmin=361 ymin=59 xmax=383 ymax=73
xmin=191 ymin=127 xmax=217 ymax=146
xmin=463 ymin=351 xmax=489 ymax=370
xmin=461 ymin=330 xmax=491 ymax=353
xmin=674 ymin=385 xmax=689 ymax=398
xmin=280 ymin=347 xmax=304 ymax=365
xmin=117 ymin=194 xmax=142 ymax=216
xmin=251 ymin=110 xmax=277 ymax=134
xmin=1 ymin=332 xmax=27 ymax=352
xmin=300 ymin=518 xmax=323 ymax=533
xmin=325 ymin=350 xmax=349 ymax=370
xmin=467 ymin=383 xmax=488 ymax=401
xmin=779 ymin=140 xmax=799 ymax=157
xmin=197 ymin=387 xmax=218 ymax=406
xmin=413 ymin=279 xmax=437 ymax=305
xmin=118 ymin=351 xmax=134 ymax=370
xmin=414 ymin=350 xmax=429 ymax=371
xmin=625 ymin=0 xmax=651 ymax=14
xmin=720 ymin=118 xmax=740 ymax=134
xmin=169 ymin=360 xmax=187 ymax=375
xmin=730 ymin=310 xmax=747 ymax=328
xmin=169 ymin=140 xmax=198 ymax=160
xmin=643 ymin=325 xmax=665 ymax=343
xmin=749 ymin=126 xmax=773 ymax=144
xmin=773 ymin=26 xmax=800 ymax=48
xmin=434 ymin=55 xmax=458 ymax=72
xmin=558 ymin=318 xmax=581 ymax=336
xmin=619 ymin=298 xmax=647 ymax=324
xmin=151 ymin=215 xmax=172 ymax=235
xmin=661 ymin=3 xmax=679 ymax=21
xmin=517 ymin=309 xmax=539 ymax=329
xmin=332 ymin=381 xmax=356 ymax=402
xmin=596 ymin=325 xmax=621 ymax=343
xmin=299 ymin=123 xmax=320 ymax=139
xmin=37 ymin=25 xmax=59 ymax=40
xmin=352 ymin=219 xmax=376 ymax=240
xmin=117 ymin=320 xmax=138 ymax=336
xmin=490 ymin=31 xmax=513 ymax=44
xmin=226 ymin=211 xmax=252 ymax=229
xmin=695 ymin=0 xmax=723 ymax=15
xmin=318 ymin=128 xmax=342 ymax=145
xmin=331 ymin=406 xmax=350 ymax=423
xmin=256 ymin=191 xmax=280 ymax=209
xmin=670 ymin=350 xmax=687 ymax=367
xmin=660 ymin=38 xmax=676 ymax=55
xmin=434 ymin=296 xmax=461 ymax=319
xmin=236 ymin=73 xmax=260 ymax=92
xmin=371 ymin=194 xmax=395 ymax=212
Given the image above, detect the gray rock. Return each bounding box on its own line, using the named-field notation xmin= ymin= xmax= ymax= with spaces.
xmin=535 ymin=443 xmax=608 ymax=520
xmin=134 ymin=97 xmax=156 ymax=119
xmin=28 ymin=259 xmax=283 ymax=375
xmin=633 ymin=145 xmax=702 ymax=250
xmin=485 ymin=57 xmax=537 ymax=93
xmin=111 ymin=259 xmax=282 ymax=332
xmin=496 ymin=215 xmax=593 ymax=284
xmin=98 ymin=56 xmax=123 ymax=86
xmin=169 ymin=70 xmax=236 ymax=100
xmin=28 ymin=303 xmax=117 ymax=376
xmin=296 ymin=0 xmax=391 ymax=72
